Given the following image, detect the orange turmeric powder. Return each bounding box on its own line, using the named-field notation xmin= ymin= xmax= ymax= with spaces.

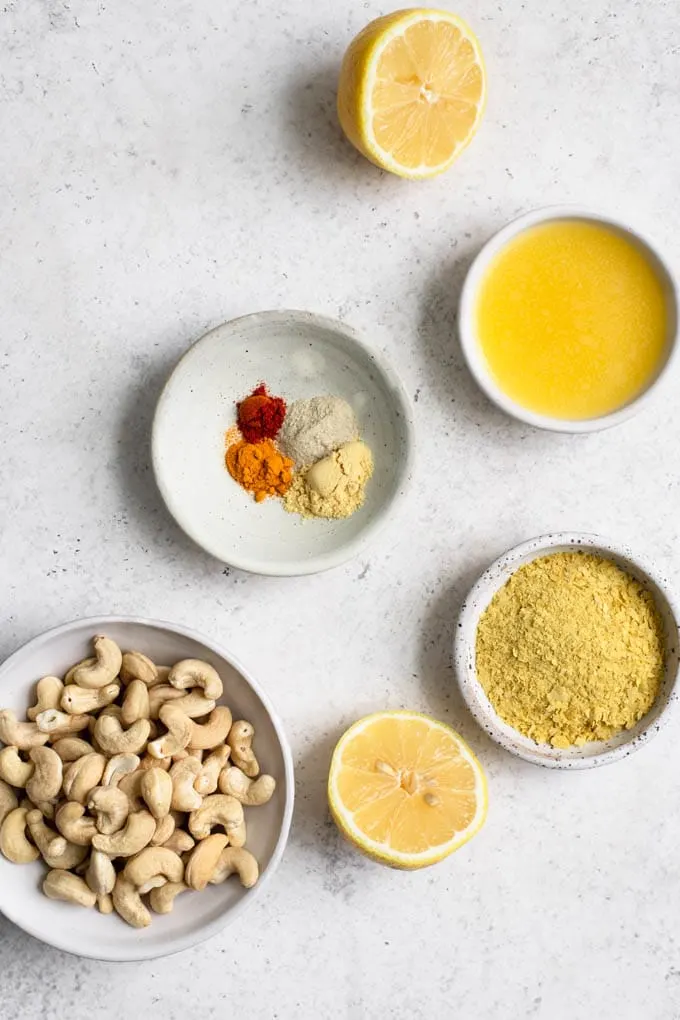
xmin=225 ymin=439 xmax=293 ymax=502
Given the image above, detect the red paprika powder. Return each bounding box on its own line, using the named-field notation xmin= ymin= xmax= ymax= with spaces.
xmin=237 ymin=384 xmax=286 ymax=443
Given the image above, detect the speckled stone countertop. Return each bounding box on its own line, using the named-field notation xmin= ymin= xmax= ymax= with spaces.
xmin=1 ymin=1 xmax=680 ymax=1018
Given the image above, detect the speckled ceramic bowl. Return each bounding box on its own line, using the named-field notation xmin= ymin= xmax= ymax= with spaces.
xmin=454 ymin=533 xmax=680 ymax=769
xmin=152 ymin=311 xmax=415 ymax=576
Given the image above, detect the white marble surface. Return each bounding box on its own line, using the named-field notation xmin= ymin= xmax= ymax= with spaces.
xmin=1 ymin=0 xmax=679 ymax=1017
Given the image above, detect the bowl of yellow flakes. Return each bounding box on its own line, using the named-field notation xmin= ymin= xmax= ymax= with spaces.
xmin=454 ymin=533 xmax=680 ymax=769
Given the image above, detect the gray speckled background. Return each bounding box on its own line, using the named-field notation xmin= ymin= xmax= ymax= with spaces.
xmin=1 ymin=1 xmax=680 ymax=1018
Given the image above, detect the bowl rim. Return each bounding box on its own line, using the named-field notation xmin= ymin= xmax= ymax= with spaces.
xmin=453 ymin=533 xmax=680 ymax=769
xmin=151 ymin=309 xmax=416 ymax=576
xmin=0 ymin=615 xmax=295 ymax=961
xmin=458 ymin=206 xmax=680 ymax=433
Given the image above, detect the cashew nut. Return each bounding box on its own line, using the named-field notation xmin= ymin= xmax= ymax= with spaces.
xmin=120 ymin=651 xmax=159 ymax=687
xmin=85 ymin=849 xmax=116 ymax=896
xmin=102 ymin=753 xmax=140 ymax=787
xmin=27 ymin=677 xmax=64 ymax=721
xmin=148 ymin=704 xmax=192 ymax=759
xmin=25 ymin=746 xmax=63 ymax=803
xmin=69 ymin=636 xmax=122 ymax=690
xmin=97 ymin=894 xmax=114 ymax=914
xmin=0 ymin=746 xmax=34 ymax=787
xmin=209 ymin=847 xmax=259 ymax=888
xmin=124 ymin=846 xmax=184 ymax=889
xmin=148 ymin=685 xmax=185 ymax=719
xmin=195 ymin=745 xmax=231 ymax=796
xmin=189 ymin=707 xmax=232 ymax=751
xmin=140 ymin=767 xmax=173 ymax=819
xmin=172 ymin=691 xmax=217 ymax=719
xmin=65 ymin=658 xmax=94 ymax=684
xmin=55 ymin=801 xmax=98 ymax=845
xmin=88 ymin=786 xmax=130 ymax=834
xmin=228 ymin=720 xmax=260 ymax=777
xmin=52 ymin=736 xmax=96 ymax=762
xmin=118 ymin=770 xmax=145 ymax=810
xmin=112 ymin=875 xmax=150 ymax=928
xmin=0 ymin=710 xmax=50 ymax=750
xmin=92 ymin=809 xmax=156 ymax=857
xmin=26 ymin=809 xmax=89 ymax=870
xmin=168 ymin=660 xmax=223 ymax=701
xmin=0 ymin=807 xmax=40 ymax=863
xmin=121 ymin=679 xmax=150 ymax=727
xmin=0 ymin=779 xmax=18 ymax=827
xmin=188 ymin=794 xmax=244 ymax=840
xmin=169 ymin=758 xmax=203 ymax=812
xmin=218 ymin=766 xmax=276 ymax=806
xmin=162 ymin=829 xmax=194 ymax=854
xmin=36 ymin=709 xmax=90 ymax=736
xmin=149 ymin=881 xmax=189 ymax=914
xmin=185 ymin=833 xmax=228 ymax=890
xmin=43 ymin=869 xmax=97 ymax=907
xmin=94 ymin=715 xmax=151 ymax=755
xmin=151 ymin=813 xmax=175 ymax=846
xmin=62 ymin=752 xmax=106 ymax=804
xmin=61 ymin=683 xmax=119 ymax=715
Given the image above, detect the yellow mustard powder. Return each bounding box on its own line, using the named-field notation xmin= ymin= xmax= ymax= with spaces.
xmin=475 ymin=552 xmax=665 ymax=748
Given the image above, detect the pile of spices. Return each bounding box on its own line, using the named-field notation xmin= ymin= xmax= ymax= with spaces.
xmin=279 ymin=395 xmax=358 ymax=466
xmin=237 ymin=384 xmax=286 ymax=443
xmin=475 ymin=552 xmax=665 ymax=748
xmin=284 ymin=441 xmax=374 ymax=519
xmin=225 ymin=439 xmax=293 ymax=503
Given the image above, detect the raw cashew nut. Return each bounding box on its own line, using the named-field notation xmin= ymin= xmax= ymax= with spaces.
xmin=148 ymin=704 xmax=192 ymax=759
xmin=149 ymin=881 xmax=189 ymax=914
xmin=69 ymin=636 xmax=122 ymax=689
xmin=195 ymin=745 xmax=231 ymax=796
xmin=169 ymin=758 xmax=203 ymax=812
xmin=172 ymin=691 xmax=216 ymax=719
xmin=118 ymin=770 xmax=145 ymax=810
xmin=65 ymin=658 xmax=94 ymax=684
xmin=121 ymin=679 xmax=150 ymax=727
xmin=62 ymin=752 xmax=106 ymax=804
xmin=189 ymin=707 xmax=232 ymax=751
xmin=55 ymin=801 xmax=98 ymax=845
xmin=61 ymin=683 xmax=119 ymax=715
xmin=162 ymin=829 xmax=194 ymax=854
xmin=0 ymin=779 xmax=18 ymax=826
xmin=228 ymin=721 xmax=260 ymax=777
xmin=120 ymin=651 xmax=159 ymax=687
xmin=185 ymin=833 xmax=228 ymax=890
xmin=85 ymin=849 xmax=116 ymax=896
xmin=148 ymin=685 xmax=185 ymax=719
xmin=124 ymin=846 xmax=184 ymax=888
xmin=88 ymin=786 xmax=130 ymax=834
xmin=0 ymin=807 xmax=40 ymax=863
xmin=112 ymin=875 xmax=150 ymax=928
xmin=0 ymin=746 xmax=34 ymax=787
xmin=94 ymin=715 xmax=151 ymax=755
xmin=151 ymin=813 xmax=175 ymax=846
xmin=52 ymin=737 xmax=95 ymax=762
xmin=188 ymin=794 xmax=244 ymax=840
xmin=218 ymin=767 xmax=276 ymax=806
xmin=36 ymin=709 xmax=90 ymax=736
xmin=0 ymin=710 xmax=49 ymax=750
xmin=140 ymin=768 xmax=173 ymax=819
xmin=26 ymin=746 xmax=63 ymax=803
xmin=102 ymin=753 xmax=140 ymax=787
xmin=26 ymin=809 xmax=88 ymax=870
xmin=27 ymin=677 xmax=64 ymax=721
xmin=43 ymin=869 xmax=97 ymax=907
xmin=92 ymin=809 xmax=156 ymax=857
xmin=210 ymin=847 xmax=259 ymax=888
xmin=168 ymin=660 xmax=223 ymax=701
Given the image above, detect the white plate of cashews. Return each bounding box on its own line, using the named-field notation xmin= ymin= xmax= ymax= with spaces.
xmin=0 ymin=616 xmax=294 ymax=961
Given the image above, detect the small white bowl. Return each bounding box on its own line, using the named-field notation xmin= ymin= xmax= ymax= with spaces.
xmin=454 ymin=533 xmax=680 ymax=769
xmin=458 ymin=207 xmax=679 ymax=432
xmin=152 ymin=311 xmax=415 ymax=576
xmin=0 ymin=617 xmax=294 ymax=960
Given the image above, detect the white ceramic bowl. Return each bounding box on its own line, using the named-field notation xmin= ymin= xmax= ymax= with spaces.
xmin=454 ymin=533 xmax=680 ymax=769
xmin=458 ymin=207 xmax=679 ymax=432
xmin=0 ymin=617 xmax=294 ymax=960
xmin=152 ymin=310 xmax=414 ymax=576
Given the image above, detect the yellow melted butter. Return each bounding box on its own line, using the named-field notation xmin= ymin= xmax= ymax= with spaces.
xmin=476 ymin=220 xmax=669 ymax=419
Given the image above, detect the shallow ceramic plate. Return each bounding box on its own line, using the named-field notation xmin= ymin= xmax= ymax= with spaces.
xmin=152 ymin=311 xmax=414 ymax=575
xmin=0 ymin=617 xmax=294 ymax=961
xmin=453 ymin=533 xmax=680 ymax=769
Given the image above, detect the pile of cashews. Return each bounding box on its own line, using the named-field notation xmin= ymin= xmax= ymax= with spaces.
xmin=0 ymin=635 xmax=276 ymax=928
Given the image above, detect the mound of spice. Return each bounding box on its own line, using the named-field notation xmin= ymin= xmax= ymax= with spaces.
xmin=284 ymin=440 xmax=374 ymax=519
xmin=476 ymin=552 xmax=665 ymax=748
xmin=279 ymin=395 xmax=358 ymax=466
xmin=226 ymin=439 xmax=293 ymax=502
xmin=237 ymin=384 xmax=286 ymax=444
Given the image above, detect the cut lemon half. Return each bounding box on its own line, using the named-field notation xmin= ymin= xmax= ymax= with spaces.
xmin=337 ymin=8 xmax=486 ymax=179
xmin=328 ymin=711 xmax=487 ymax=869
